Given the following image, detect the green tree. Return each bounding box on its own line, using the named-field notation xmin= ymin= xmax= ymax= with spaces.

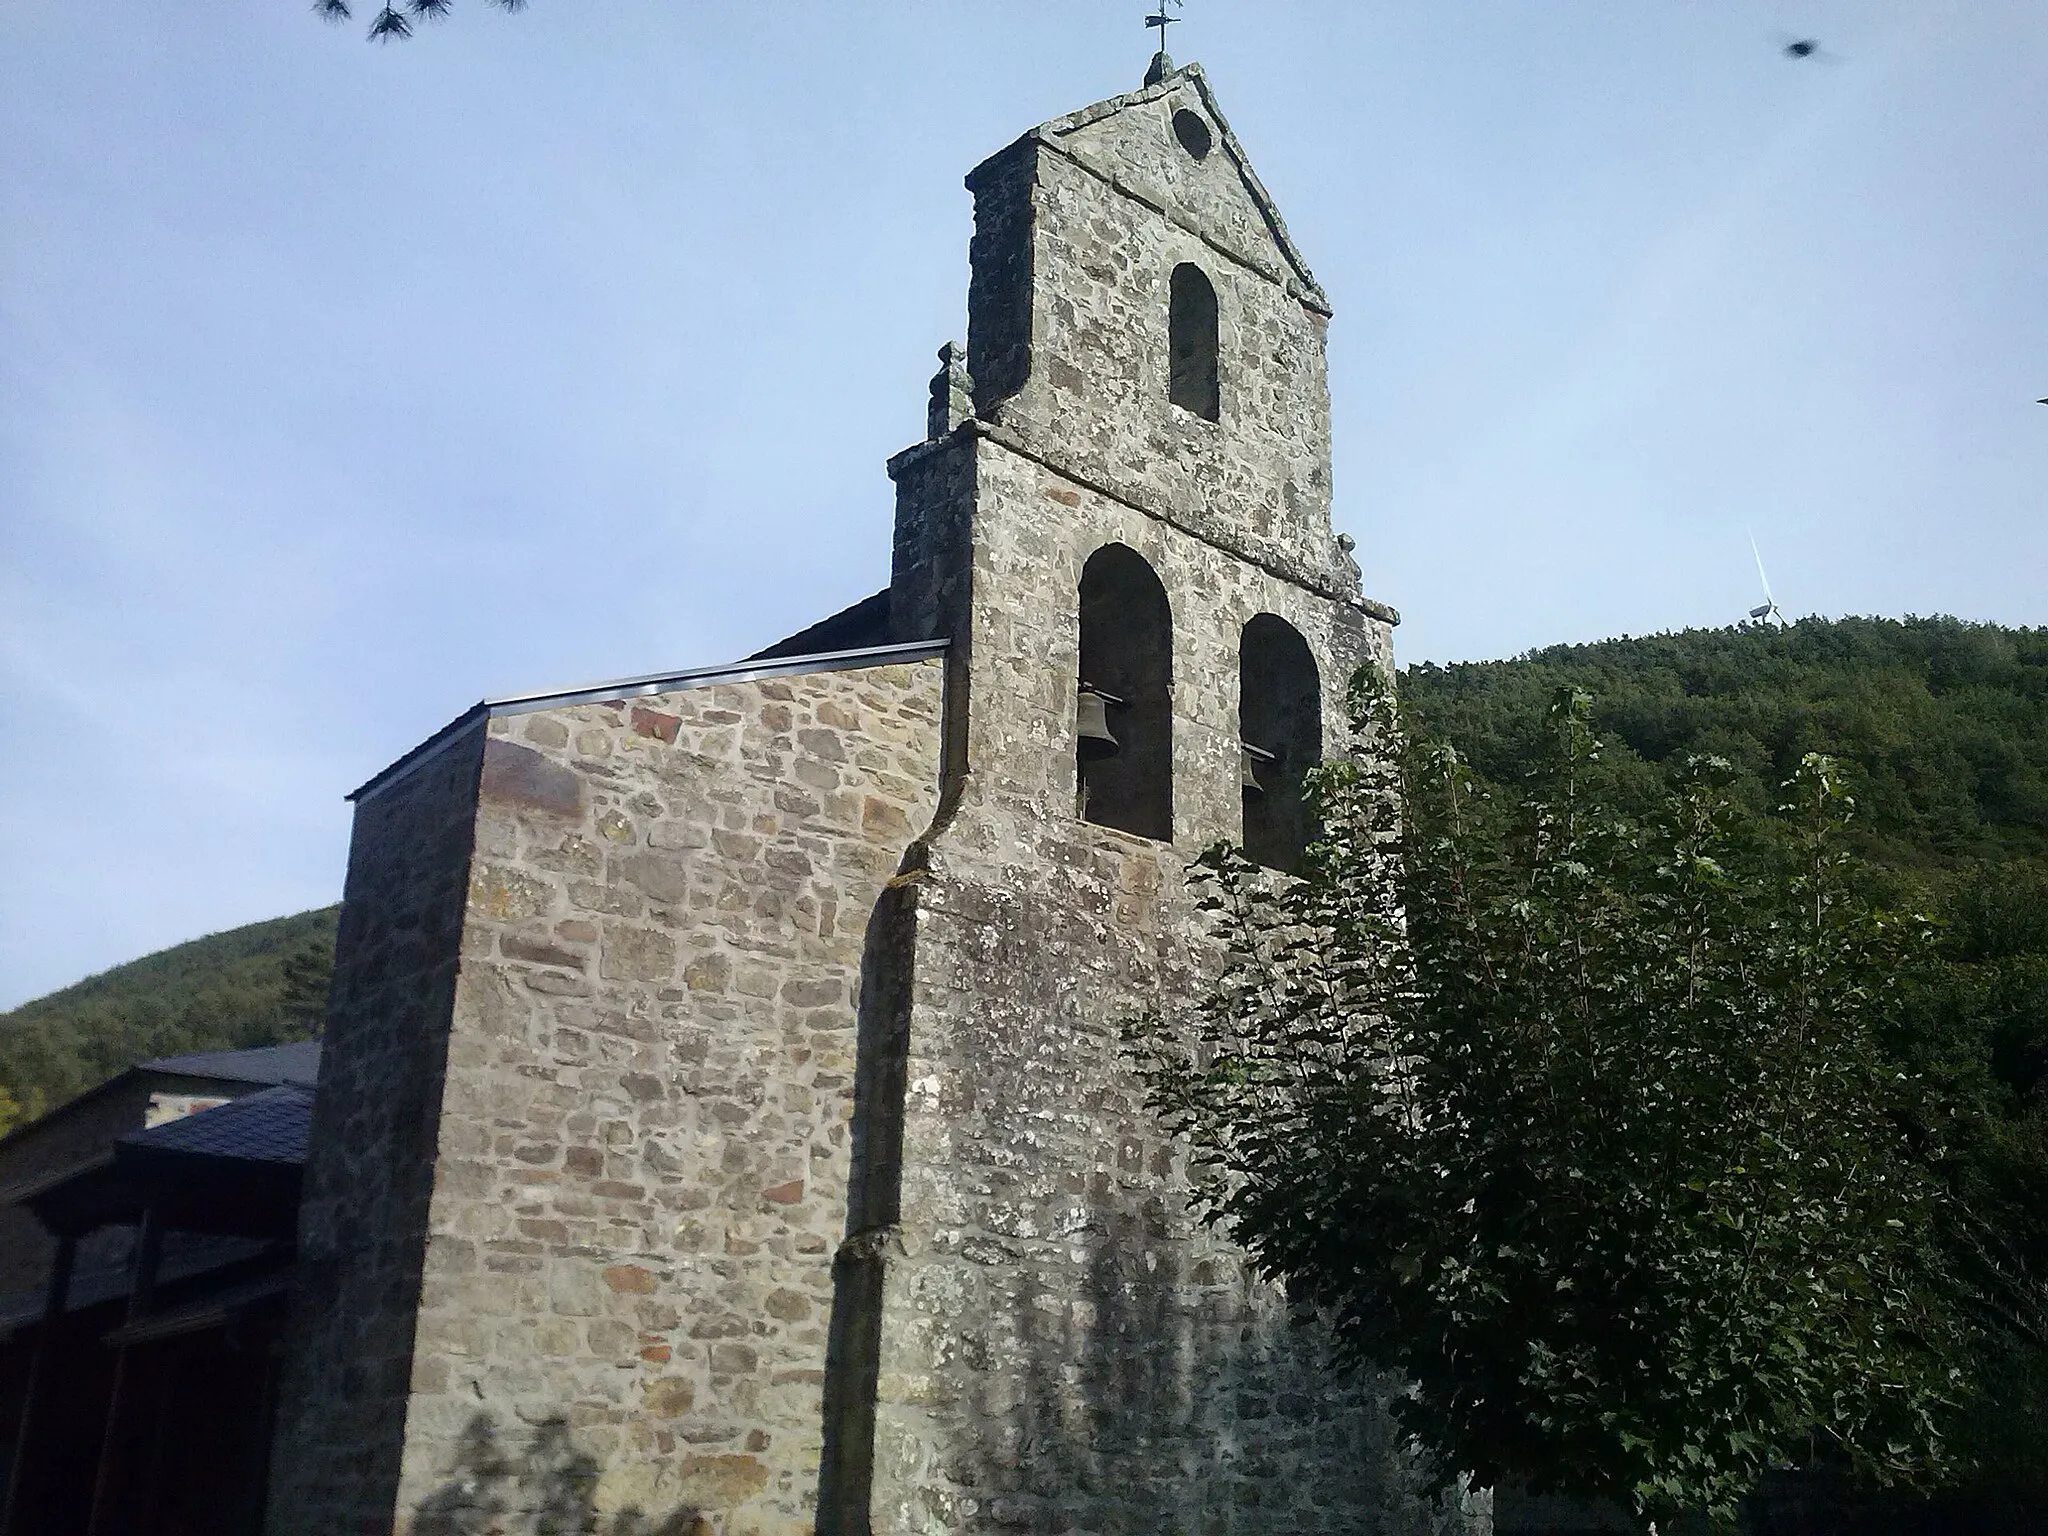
xmin=1400 ymin=616 xmax=2048 ymax=872
xmin=279 ymin=934 xmax=335 ymax=1033
xmin=1894 ymin=860 xmax=2048 ymax=1490
xmin=1132 ymin=678 xmax=1989 ymax=1532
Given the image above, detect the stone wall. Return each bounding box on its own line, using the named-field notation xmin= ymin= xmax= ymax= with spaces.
xmin=266 ymin=56 xmax=1475 ymax=1536
xmin=267 ymin=718 xmax=487 ymax=1536
xmin=387 ymin=658 xmax=944 ymax=1535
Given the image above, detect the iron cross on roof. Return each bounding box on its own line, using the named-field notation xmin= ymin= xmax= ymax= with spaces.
xmin=1146 ymin=1 xmax=1183 ymax=58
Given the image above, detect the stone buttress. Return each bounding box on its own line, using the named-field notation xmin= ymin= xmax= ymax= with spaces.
xmin=265 ymin=653 xmax=948 ymax=1535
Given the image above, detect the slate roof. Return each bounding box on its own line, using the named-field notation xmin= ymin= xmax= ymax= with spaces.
xmin=118 ymin=1083 xmax=314 ymax=1166
xmin=142 ymin=1040 xmax=322 ymax=1088
xmin=748 ymin=590 xmax=892 ymax=661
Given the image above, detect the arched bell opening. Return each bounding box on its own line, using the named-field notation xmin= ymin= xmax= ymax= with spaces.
xmin=1076 ymin=544 xmax=1173 ymax=841
xmin=1167 ymin=263 xmax=1220 ymax=421
xmin=1239 ymin=614 xmax=1321 ymax=872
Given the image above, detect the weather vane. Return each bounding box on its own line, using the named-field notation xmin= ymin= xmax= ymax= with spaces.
xmin=1146 ymin=1 xmax=1183 ymax=60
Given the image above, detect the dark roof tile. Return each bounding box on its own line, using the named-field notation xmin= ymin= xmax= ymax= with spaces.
xmin=119 ymin=1084 xmax=313 ymax=1166
xmin=747 ymin=590 xmax=892 ymax=661
xmin=141 ymin=1040 xmax=321 ymax=1087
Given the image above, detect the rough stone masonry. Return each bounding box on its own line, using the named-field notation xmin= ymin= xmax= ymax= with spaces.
xmin=264 ymin=61 xmax=1489 ymax=1536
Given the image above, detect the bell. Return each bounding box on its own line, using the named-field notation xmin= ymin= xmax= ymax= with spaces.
xmin=1077 ymin=689 xmax=1120 ymax=759
xmin=1241 ymin=740 xmax=1275 ymax=795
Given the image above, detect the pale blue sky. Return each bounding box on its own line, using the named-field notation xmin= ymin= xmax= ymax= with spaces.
xmin=3 ymin=1 xmax=2044 ymax=1008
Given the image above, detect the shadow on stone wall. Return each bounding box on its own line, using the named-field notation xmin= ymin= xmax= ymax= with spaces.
xmin=1059 ymin=1198 xmax=1465 ymax=1533
xmin=411 ymin=1413 xmax=705 ymax=1536
xmin=818 ymin=859 xmax=1483 ymax=1534
xmin=944 ymin=1164 xmax=1475 ymax=1534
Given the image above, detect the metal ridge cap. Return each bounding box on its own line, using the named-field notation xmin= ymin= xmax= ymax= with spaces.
xmin=480 ymin=638 xmax=949 ymax=715
xmin=346 ymin=703 xmax=488 ymax=805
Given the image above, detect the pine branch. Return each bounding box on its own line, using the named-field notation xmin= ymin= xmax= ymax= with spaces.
xmin=322 ymin=0 xmax=531 ymax=42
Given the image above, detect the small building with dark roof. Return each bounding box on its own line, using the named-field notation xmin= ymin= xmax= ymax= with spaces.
xmin=0 ymin=1042 xmax=322 ymax=1301
xmin=0 ymin=1049 xmax=316 ymax=1536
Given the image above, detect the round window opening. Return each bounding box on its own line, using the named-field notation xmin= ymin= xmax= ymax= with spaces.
xmin=1172 ymin=109 xmax=1213 ymax=161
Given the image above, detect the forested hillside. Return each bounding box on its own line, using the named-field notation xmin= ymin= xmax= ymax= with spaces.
xmin=1400 ymin=614 xmax=2048 ymax=870
xmin=0 ymin=906 xmax=337 ymax=1135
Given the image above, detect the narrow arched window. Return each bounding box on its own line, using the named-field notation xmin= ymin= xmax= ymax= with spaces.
xmin=1168 ymin=263 xmax=1220 ymax=421
xmin=1239 ymin=615 xmax=1321 ymax=872
xmin=1077 ymin=544 xmax=1173 ymax=841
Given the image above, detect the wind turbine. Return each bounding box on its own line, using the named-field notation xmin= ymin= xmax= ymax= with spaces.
xmin=1747 ymin=533 xmax=1786 ymax=627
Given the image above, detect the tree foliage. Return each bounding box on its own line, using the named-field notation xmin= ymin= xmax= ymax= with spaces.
xmin=1402 ymin=616 xmax=2048 ymax=871
xmin=1132 ymin=676 xmax=1999 ymax=1531
xmin=1401 ymin=616 xmax=2048 ymax=1502
xmin=1890 ymin=859 xmax=2048 ymax=1490
xmin=315 ymin=0 xmax=527 ymax=45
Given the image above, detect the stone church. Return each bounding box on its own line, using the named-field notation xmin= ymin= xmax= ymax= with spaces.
xmin=263 ymin=57 xmax=1478 ymax=1536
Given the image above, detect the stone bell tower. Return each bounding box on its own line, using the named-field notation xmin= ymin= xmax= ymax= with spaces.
xmin=823 ymin=59 xmax=1460 ymax=1536
xmin=260 ymin=50 xmax=1473 ymax=1536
